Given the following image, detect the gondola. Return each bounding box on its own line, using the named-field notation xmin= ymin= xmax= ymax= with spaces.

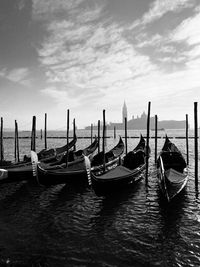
xmin=91 ymin=135 xmax=149 ymax=193
xmin=0 ymin=135 xmax=77 ymax=184
xmin=0 ymin=135 xmax=77 ymax=167
xmin=91 ymin=136 xmax=124 ymax=172
xmin=157 ymin=135 xmax=188 ymax=201
xmin=32 ymin=137 xmax=99 ymax=186
xmin=23 ymin=134 xmax=77 ymax=163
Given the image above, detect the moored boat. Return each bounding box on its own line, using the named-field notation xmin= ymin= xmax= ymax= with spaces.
xmin=33 ymin=137 xmax=99 ymax=186
xmin=91 ymin=136 xmax=124 ymax=173
xmin=0 ymin=135 xmax=78 ymax=184
xmin=24 ymin=134 xmax=77 ymax=163
xmin=91 ymin=135 xmax=149 ymax=193
xmin=157 ymin=135 xmax=188 ymax=201
xmin=0 ymin=135 xmax=77 ymax=167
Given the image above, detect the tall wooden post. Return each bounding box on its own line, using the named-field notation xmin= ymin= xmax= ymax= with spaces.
xmin=14 ymin=120 xmax=20 ymax=162
xmin=15 ymin=120 xmax=17 ymax=161
xmin=125 ymin=117 xmax=128 ymax=155
xmin=66 ymin=109 xmax=69 ymax=167
xmin=102 ymin=110 xmax=106 ymax=171
xmin=145 ymin=102 xmax=151 ymax=184
xmin=0 ymin=117 xmax=4 ymax=161
xmin=73 ymin=118 xmax=76 ymax=151
xmin=44 ymin=113 xmax=47 ymax=149
xmin=91 ymin=123 xmax=93 ymax=144
xmin=31 ymin=116 xmax=36 ymax=152
xmin=114 ymin=126 xmax=116 ymax=139
xmin=98 ymin=120 xmax=100 ymax=154
xmin=154 ymin=115 xmax=158 ymax=163
xmin=105 ymin=125 xmax=107 ymax=147
xmin=186 ymin=114 xmax=189 ymax=165
xmin=194 ymin=102 xmax=198 ymax=189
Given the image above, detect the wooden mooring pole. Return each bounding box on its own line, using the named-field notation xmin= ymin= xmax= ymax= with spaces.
xmin=98 ymin=120 xmax=100 ymax=154
xmin=114 ymin=126 xmax=116 ymax=139
xmin=102 ymin=110 xmax=106 ymax=171
xmin=73 ymin=118 xmax=76 ymax=151
xmin=66 ymin=109 xmax=69 ymax=167
xmin=105 ymin=125 xmax=107 ymax=147
xmin=154 ymin=115 xmax=158 ymax=164
xmin=0 ymin=117 xmax=4 ymax=161
xmin=125 ymin=117 xmax=127 ymax=155
xmin=31 ymin=116 xmax=36 ymax=152
xmin=44 ymin=113 xmax=47 ymax=149
xmin=186 ymin=114 xmax=189 ymax=165
xmin=194 ymin=102 xmax=198 ymax=189
xmin=91 ymin=123 xmax=93 ymax=144
xmin=145 ymin=102 xmax=151 ymax=184
xmin=14 ymin=120 xmax=20 ymax=162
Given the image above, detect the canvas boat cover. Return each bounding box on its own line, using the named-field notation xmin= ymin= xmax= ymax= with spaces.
xmin=95 ymin=165 xmax=133 ymax=180
xmin=165 ymin=168 xmax=187 ymax=183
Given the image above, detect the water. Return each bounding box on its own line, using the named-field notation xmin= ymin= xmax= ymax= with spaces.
xmin=0 ymin=129 xmax=200 ymax=266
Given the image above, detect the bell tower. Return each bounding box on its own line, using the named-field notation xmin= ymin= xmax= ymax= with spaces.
xmin=122 ymin=101 xmax=127 ymax=124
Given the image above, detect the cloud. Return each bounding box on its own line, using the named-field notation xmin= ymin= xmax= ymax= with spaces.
xmin=75 ymin=3 xmax=105 ymax=23
xmin=136 ymin=34 xmax=163 ymax=48
xmin=31 ymin=0 xmax=200 ymax=127
xmin=130 ymin=0 xmax=195 ymax=29
xmin=166 ymin=7 xmax=200 ymax=70
xmin=7 ymin=68 xmax=29 ymax=82
xmin=17 ymin=0 xmax=26 ymax=10
xmin=142 ymin=0 xmax=194 ymax=24
xmin=133 ymin=6 xmax=200 ymax=72
xmin=170 ymin=9 xmax=200 ymax=45
xmin=32 ymin=0 xmax=85 ymax=20
xmin=35 ymin=0 xmax=169 ymax=121
xmin=0 ymin=68 xmax=30 ymax=86
xmin=38 ymin=17 xmax=158 ymax=107
xmin=0 ymin=68 xmax=6 ymax=77
xmin=185 ymin=44 xmax=200 ymax=59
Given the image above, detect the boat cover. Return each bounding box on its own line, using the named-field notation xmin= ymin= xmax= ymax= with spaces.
xmin=95 ymin=165 xmax=133 ymax=180
xmin=165 ymin=168 xmax=187 ymax=183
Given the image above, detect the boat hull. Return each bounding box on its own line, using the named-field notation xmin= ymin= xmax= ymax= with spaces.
xmin=0 ymin=163 xmax=33 ymax=184
xmin=157 ymin=137 xmax=188 ymax=201
xmin=91 ymin=135 xmax=147 ymax=194
xmin=91 ymin=164 xmax=145 ymax=194
xmin=157 ymin=166 xmax=188 ymax=201
xmin=37 ymin=156 xmax=90 ymax=186
xmin=37 ymin=167 xmax=88 ymax=186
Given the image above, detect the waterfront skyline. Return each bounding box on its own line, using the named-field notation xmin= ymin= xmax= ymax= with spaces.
xmin=0 ymin=0 xmax=200 ymax=130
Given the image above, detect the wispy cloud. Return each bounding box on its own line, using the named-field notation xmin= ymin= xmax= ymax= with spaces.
xmin=17 ymin=0 xmax=26 ymax=10
xmin=0 ymin=68 xmax=30 ymax=86
xmin=131 ymin=0 xmax=195 ymax=29
xmin=32 ymin=0 xmax=85 ymax=20
xmin=132 ymin=4 xmax=200 ymax=73
xmin=136 ymin=33 xmax=163 ymax=48
xmin=75 ymin=4 xmax=105 ymax=23
xmin=30 ymin=0 xmax=200 ymax=127
xmin=38 ymin=15 xmax=159 ymax=109
xmin=170 ymin=8 xmax=200 ymax=45
xmin=142 ymin=0 xmax=194 ymax=24
xmin=168 ymin=7 xmax=200 ymax=70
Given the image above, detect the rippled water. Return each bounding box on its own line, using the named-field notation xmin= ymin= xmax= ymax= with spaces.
xmin=0 ymin=129 xmax=200 ymax=266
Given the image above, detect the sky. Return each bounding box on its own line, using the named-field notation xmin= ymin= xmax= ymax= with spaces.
xmin=0 ymin=0 xmax=200 ymax=130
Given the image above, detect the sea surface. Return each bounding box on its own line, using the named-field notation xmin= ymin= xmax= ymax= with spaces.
xmin=0 ymin=129 xmax=200 ymax=267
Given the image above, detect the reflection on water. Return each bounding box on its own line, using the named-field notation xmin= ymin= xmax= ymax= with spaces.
xmin=0 ymin=130 xmax=200 ymax=266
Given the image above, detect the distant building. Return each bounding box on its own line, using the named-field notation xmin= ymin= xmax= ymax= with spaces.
xmin=85 ymin=102 xmax=187 ymax=130
xmin=122 ymin=101 xmax=127 ymax=124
